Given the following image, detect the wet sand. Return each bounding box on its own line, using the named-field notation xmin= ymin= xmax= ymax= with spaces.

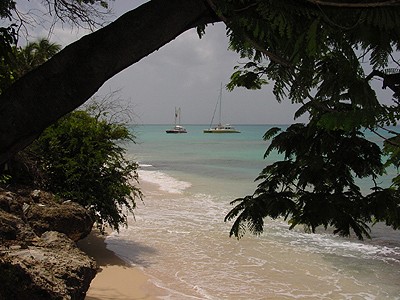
xmin=77 ymin=228 xmax=164 ymax=300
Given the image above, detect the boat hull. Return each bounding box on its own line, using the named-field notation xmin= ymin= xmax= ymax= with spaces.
xmin=166 ymin=124 xmax=187 ymax=134
xmin=166 ymin=129 xmax=187 ymax=133
xmin=203 ymin=124 xmax=240 ymax=133
xmin=203 ymin=129 xmax=240 ymax=133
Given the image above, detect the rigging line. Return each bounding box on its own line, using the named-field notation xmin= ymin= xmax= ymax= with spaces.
xmin=209 ymin=84 xmax=221 ymax=127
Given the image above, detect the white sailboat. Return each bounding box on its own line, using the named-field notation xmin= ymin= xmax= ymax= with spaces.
xmin=166 ymin=107 xmax=187 ymax=133
xmin=203 ymin=83 xmax=240 ymax=133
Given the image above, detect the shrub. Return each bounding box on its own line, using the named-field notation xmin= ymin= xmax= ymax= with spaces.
xmin=28 ymin=108 xmax=141 ymax=232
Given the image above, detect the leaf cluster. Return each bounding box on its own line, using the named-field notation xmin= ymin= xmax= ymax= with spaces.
xmin=0 ymin=1 xmax=17 ymax=93
xmin=222 ymin=0 xmax=400 ymax=127
xmin=226 ymin=122 xmax=400 ymax=240
xmin=0 ymin=0 xmax=15 ymax=19
xmin=0 ymin=38 xmax=61 ymax=95
xmin=217 ymin=0 xmax=400 ymax=239
xmin=27 ymin=109 xmax=141 ymax=232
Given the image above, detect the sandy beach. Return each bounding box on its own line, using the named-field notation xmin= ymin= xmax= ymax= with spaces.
xmin=77 ymin=227 xmax=164 ymax=300
xmin=77 ymin=126 xmax=400 ymax=299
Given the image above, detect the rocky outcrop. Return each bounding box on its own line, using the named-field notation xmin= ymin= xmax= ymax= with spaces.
xmin=0 ymin=188 xmax=93 ymax=242
xmin=0 ymin=187 xmax=97 ymax=299
xmin=25 ymin=192 xmax=93 ymax=242
xmin=0 ymin=231 xmax=96 ymax=300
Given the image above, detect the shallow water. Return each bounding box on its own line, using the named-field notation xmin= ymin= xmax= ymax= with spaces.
xmin=107 ymin=125 xmax=400 ymax=299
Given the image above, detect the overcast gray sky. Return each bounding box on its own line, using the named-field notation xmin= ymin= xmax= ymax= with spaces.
xmin=37 ymin=1 xmax=304 ymax=125
xmin=99 ymin=23 xmax=309 ymax=125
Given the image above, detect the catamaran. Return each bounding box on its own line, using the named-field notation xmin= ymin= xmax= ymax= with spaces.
xmin=166 ymin=107 xmax=187 ymax=133
xmin=203 ymin=84 xmax=240 ymax=133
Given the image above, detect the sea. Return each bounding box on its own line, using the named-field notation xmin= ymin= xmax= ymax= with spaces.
xmin=105 ymin=124 xmax=400 ymax=299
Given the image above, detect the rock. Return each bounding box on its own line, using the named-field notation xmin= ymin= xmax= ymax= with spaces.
xmin=0 ymin=187 xmax=97 ymax=299
xmin=30 ymin=189 xmax=57 ymax=205
xmin=25 ymin=201 xmax=93 ymax=242
xmin=0 ymin=188 xmax=94 ymax=242
xmin=0 ymin=210 xmax=19 ymax=241
xmin=0 ymin=231 xmax=97 ymax=300
xmin=0 ymin=189 xmax=26 ymax=217
xmin=0 ymin=209 xmax=37 ymax=244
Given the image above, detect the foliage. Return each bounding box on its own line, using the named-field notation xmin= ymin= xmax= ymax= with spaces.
xmin=0 ymin=0 xmax=15 ymax=19
xmin=0 ymin=38 xmax=61 ymax=97
xmin=225 ymin=2 xmax=396 ymax=99
xmin=0 ymin=32 xmax=140 ymax=232
xmin=222 ymin=0 xmax=400 ymax=129
xmin=13 ymin=39 xmax=62 ymax=78
xmin=27 ymin=108 xmax=141 ymax=232
xmin=0 ymin=41 xmax=15 ymax=94
xmin=0 ymin=174 xmax=11 ymax=184
xmin=219 ymin=0 xmax=400 ymax=239
xmin=0 ymin=1 xmax=17 ymax=93
xmin=0 ymin=0 xmax=111 ymax=94
xmin=226 ymin=122 xmax=400 ymax=239
xmin=383 ymin=132 xmax=400 ymax=189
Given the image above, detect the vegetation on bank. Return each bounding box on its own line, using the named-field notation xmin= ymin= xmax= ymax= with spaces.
xmin=27 ymin=106 xmax=141 ymax=232
xmin=0 ymin=36 xmax=141 ymax=232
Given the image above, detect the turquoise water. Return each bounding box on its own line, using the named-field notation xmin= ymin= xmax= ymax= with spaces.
xmin=127 ymin=124 xmax=275 ymax=195
xmin=127 ymin=124 xmax=394 ymax=195
xmin=107 ymin=124 xmax=400 ymax=299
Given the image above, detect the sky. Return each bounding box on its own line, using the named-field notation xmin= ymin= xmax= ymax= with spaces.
xmin=31 ymin=0 xmax=306 ymax=125
xmin=97 ymin=23 xmax=307 ymax=125
xmin=19 ymin=1 xmax=393 ymax=125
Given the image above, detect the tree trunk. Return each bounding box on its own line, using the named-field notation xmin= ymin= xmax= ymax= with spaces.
xmin=0 ymin=0 xmax=220 ymax=164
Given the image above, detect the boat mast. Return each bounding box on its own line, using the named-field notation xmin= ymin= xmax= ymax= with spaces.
xmin=218 ymin=83 xmax=222 ymax=126
xmin=208 ymin=83 xmax=224 ymax=128
xmin=174 ymin=107 xmax=178 ymax=126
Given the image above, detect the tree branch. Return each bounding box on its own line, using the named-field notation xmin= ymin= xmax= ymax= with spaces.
xmin=0 ymin=0 xmax=218 ymax=164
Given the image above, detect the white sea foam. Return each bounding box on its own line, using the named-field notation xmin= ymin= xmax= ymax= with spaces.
xmin=138 ymin=163 xmax=153 ymax=168
xmin=138 ymin=169 xmax=192 ymax=194
xmin=267 ymin=221 xmax=400 ymax=263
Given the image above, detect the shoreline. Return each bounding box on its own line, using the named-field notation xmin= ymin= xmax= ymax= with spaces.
xmin=77 ymin=206 xmax=165 ymax=299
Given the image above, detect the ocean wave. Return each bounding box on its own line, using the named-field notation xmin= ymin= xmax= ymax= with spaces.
xmin=138 ymin=163 xmax=153 ymax=168
xmin=138 ymin=169 xmax=192 ymax=194
xmin=266 ymin=221 xmax=400 ymax=263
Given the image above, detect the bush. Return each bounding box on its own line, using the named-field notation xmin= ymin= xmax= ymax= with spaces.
xmin=28 ymin=108 xmax=141 ymax=232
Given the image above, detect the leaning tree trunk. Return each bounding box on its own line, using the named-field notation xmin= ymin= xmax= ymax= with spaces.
xmin=0 ymin=0 xmax=219 ymax=164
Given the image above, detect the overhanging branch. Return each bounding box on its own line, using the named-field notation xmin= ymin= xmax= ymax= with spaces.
xmin=0 ymin=0 xmax=217 ymax=164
